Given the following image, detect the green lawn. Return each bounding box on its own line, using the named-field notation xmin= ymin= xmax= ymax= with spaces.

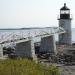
xmin=0 ymin=59 xmax=60 ymax=75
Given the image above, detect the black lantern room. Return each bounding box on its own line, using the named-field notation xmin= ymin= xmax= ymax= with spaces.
xmin=60 ymin=3 xmax=70 ymax=19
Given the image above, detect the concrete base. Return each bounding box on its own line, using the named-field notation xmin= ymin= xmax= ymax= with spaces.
xmin=15 ymin=40 xmax=37 ymax=60
xmin=40 ymin=35 xmax=57 ymax=54
xmin=0 ymin=44 xmax=3 ymax=57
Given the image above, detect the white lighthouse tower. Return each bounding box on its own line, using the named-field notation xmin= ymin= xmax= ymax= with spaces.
xmin=58 ymin=3 xmax=72 ymax=45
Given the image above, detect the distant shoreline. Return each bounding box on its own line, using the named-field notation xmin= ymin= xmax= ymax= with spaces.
xmin=0 ymin=27 xmax=74 ymax=30
xmin=0 ymin=27 xmax=54 ymax=30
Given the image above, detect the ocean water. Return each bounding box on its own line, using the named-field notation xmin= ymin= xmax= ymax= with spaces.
xmin=0 ymin=28 xmax=75 ymax=43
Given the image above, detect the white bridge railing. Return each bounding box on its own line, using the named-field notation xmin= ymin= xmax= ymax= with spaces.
xmin=0 ymin=27 xmax=65 ymax=44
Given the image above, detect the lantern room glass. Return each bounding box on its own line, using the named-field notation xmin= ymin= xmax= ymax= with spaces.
xmin=60 ymin=10 xmax=70 ymax=14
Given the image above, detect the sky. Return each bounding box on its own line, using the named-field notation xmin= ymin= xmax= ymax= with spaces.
xmin=0 ymin=0 xmax=75 ymax=28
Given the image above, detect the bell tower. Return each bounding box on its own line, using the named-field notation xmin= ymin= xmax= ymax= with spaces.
xmin=58 ymin=3 xmax=72 ymax=45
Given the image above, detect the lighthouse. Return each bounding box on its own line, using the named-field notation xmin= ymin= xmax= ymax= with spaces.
xmin=58 ymin=3 xmax=72 ymax=45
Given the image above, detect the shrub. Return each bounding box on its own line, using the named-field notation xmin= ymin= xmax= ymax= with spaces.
xmin=0 ymin=59 xmax=60 ymax=75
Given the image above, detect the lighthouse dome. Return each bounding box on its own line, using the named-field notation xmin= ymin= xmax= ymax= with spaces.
xmin=60 ymin=3 xmax=70 ymax=10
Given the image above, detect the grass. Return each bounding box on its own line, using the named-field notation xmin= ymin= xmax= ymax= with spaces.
xmin=0 ymin=58 xmax=60 ymax=75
